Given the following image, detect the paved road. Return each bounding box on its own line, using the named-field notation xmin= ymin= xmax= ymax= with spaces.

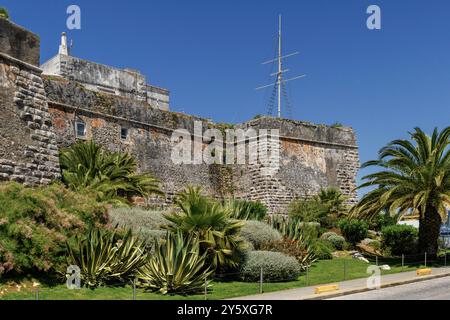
xmin=329 ymin=276 xmax=450 ymax=300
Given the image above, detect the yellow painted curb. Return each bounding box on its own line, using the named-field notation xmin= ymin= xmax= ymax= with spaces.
xmin=315 ymin=284 xmax=339 ymax=294
xmin=416 ymin=268 xmax=432 ymax=276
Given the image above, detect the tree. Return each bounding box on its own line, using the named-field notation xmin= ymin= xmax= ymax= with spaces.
xmin=288 ymin=188 xmax=349 ymax=229
xmin=60 ymin=140 xmax=162 ymax=205
xmin=163 ymin=186 xmax=246 ymax=271
xmin=351 ymin=127 xmax=450 ymax=255
xmin=314 ymin=187 xmax=349 ymax=217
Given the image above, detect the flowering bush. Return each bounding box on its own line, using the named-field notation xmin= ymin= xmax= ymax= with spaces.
xmin=0 ymin=182 xmax=107 ymax=276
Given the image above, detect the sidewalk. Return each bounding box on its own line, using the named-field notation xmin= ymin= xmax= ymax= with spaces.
xmin=229 ymin=267 xmax=450 ymax=300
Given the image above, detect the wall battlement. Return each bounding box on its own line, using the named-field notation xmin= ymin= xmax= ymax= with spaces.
xmin=0 ymin=18 xmax=360 ymax=214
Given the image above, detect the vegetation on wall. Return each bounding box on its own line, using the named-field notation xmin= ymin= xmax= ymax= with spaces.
xmin=0 ymin=7 xmax=9 ymax=19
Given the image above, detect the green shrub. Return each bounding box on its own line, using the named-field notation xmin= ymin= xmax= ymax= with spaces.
xmin=311 ymin=239 xmax=334 ymax=260
xmin=66 ymin=228 xmax=147 ymax=288
xmin=381 ymin=225 xmax=418 ymax=255
xmin=321 ymin=232 xmax=338 ymax=240
xmin=108 ymin=207 xmax=170 ymax=249
xmin=321 ymin=232 xmax=345 ymax=250
xmin=338 ymin=219 xmax=368 ymax=246
xmin=0 ymin=182 xmax=107 ymax=276
xmin=0 ymin=7 xmax=9 ymax=19
xmin=259 ymin=238 xmax=317 ymax=270
xmin=109 ymin=207 xmax=170 ymax=230
xmin=314 ymin=188 xmax=349 ymax=220
xmin=138 ymin=232 xmax=213 ymax=295
xmin=268 ymin=215 xmax=318 ymax=241
xmin=240 ymin=251 xmax=301 ymax=282
xmin=240 ymin=220 xmax=282 ymax=250
xmin=224 ymin=199 xmax=267 ymax=221
xmin=289 ymin=198 xmax=328 ymax=224
xmin=368 ymin=239 xmax=382 ymax=251
xmin=289 ymin=188 xmax=349 ymax=229
xmin=369 ymin=212 xmax=398 ymax=232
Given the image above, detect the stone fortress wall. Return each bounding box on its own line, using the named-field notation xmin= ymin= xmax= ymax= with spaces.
xmin=0 ymin=18 xmax=360 ymax=214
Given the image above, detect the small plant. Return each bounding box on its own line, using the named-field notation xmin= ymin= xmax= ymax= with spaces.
xmin=259 ymin=237 xmax=317 ymax=270
xmin=224 ymin=199 xmax=267 ymax=221
xmin=164 ymin=186 xmax=246 ymax=270
xmin=330 ymin=122 xmax=343 ymax=128
xmin=289 ymin=189 xmax=349 ymax=229
xmin=0 ymin=7 xmax=9 ymax=19
xmin=240 ymin=251 xmax=301 ymax=282
xmin=311 ymin=239 xmax=334 ymax=260
xmin=321 ymin=232 xmax=345 ymax=250
xmin=314 ymin=188 xmax=349 ymax=225
xmin=381 ymin=225 xmax=418 ymax=255
xmin=369 ymin=211 xmax=399 ymax=232
xmin=109 ymin=207 xmax=170 ymax=230
xmin=338 ymin=219 xmax=368 ymax=246
xmin=268 ymin=215 xmax=319 ymax=241
xmin=138 ymin=232 xmax=213 ymax=295
xmin=289 ymin=198 xmax=328 ymax=225
xmin=240 ymin=220 xmax=282 ymax=250
xmin=66 ymin=228 xmax=147 ymax=288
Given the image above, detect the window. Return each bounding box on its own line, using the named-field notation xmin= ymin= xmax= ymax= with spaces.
xmin=76 ymin=121 xmax=86 ymax=138
xmin=121 ymin=127 xmax=129 ymax=140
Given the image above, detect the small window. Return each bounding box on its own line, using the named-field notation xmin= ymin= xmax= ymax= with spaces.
xmin=121 ymin=127 xmax=129 ymax=140
xmin=76 ymin=121 xmax=86 ymax=138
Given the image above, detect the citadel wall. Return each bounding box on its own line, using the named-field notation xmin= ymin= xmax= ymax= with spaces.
xmin=0 ymin=18 xmax=360 ymax=214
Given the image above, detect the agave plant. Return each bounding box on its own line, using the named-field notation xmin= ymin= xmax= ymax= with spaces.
xmin=138 ymin=231 xmax=213 ymax=295
xmin=268 ymin=215 xmax=314 ymax=241
xmin=164 ymin=186 xmax=246 ymax=270
xmin=109 ymin=230 xmax=148 ymax=281
xmin=66 ymin=228 xmax=147 ymax=288
xmin=267 ymin=216 xmax=317 ymax=269
xmin=60 ymin=140 xmax=162 ymax=205
xmin=223 ymin=199 xmax=268 ymax=221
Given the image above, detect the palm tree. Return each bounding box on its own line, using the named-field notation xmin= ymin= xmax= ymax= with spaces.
xmin=351 ymin=127 xmax=450 ymax=255
xmin=164 ymin=186 xmax=246 ymax=270
xmin=314 ymin=187 xmax=349 ymax=218
xmin=60 ymin=140 xmax=162 ymax=204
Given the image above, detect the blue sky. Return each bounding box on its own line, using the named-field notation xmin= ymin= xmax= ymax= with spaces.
xmin=3 ymin=0 xmax=450 ymax=190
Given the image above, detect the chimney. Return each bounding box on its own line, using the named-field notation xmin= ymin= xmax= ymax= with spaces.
xmin=58 ymin=32 xmax=68 ymax=55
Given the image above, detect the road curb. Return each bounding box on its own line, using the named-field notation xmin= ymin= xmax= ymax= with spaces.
xmin=302 ymin=271 xmax=450 ymax=300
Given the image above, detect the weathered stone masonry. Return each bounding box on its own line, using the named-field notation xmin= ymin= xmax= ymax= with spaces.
xmin=0 ymin=19 xmax=60 ymax=185
xmin=0 ymin=18 xmax=360 ymax=214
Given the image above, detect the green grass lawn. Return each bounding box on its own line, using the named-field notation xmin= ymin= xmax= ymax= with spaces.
xmin=0 ymin=257 xmax=427 ymax=300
